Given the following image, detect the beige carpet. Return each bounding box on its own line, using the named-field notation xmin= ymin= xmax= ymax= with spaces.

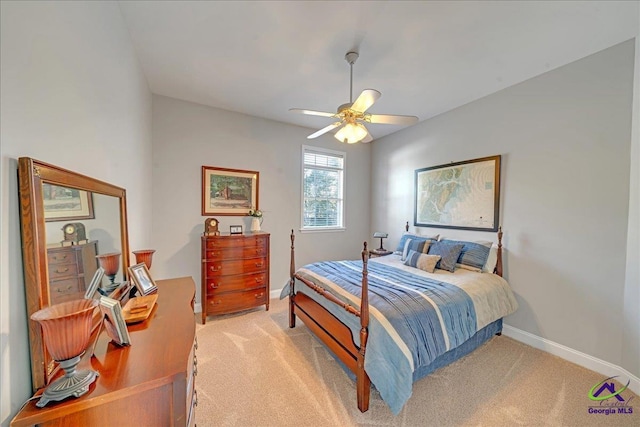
xmin=194 ymin=298 xmax=638 ymax=427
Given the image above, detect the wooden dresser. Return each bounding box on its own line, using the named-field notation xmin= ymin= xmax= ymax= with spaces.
xmin=201 ymin=231 xmax=270 ymax=324
xmin=11 ymin=277 xmax=197 ymax=427
xmin=47 ymin=241 xmax=98 ymax=305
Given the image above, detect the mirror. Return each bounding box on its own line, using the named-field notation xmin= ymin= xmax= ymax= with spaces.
xmin=18 ymin=157 xmax=130 ymax=391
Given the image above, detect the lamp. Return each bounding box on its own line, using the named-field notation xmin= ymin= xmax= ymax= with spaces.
xmin=96 ymin=252 xmax=121 ymax=294
xmin=373 ymin=232 xmax=389 ymax=251
xmin=335 ymin=122 xmax=368 ymax=144
xmin=133 ymin=249 xmax=156 ymax=270
xmin=30 ymin=299 xmax=100 ymax=407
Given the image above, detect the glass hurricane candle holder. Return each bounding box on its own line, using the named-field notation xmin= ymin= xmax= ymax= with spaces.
xmin=30 ymin=299 xmax=100 ymax=407
xmin=133 ymin=249 xmax=156 ymax=270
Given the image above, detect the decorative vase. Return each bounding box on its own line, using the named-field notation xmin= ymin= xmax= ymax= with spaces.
xmin=251 ymin=217 xmax=261 ymax=232
xmin=133 ymin=249 xmax=156 ymax=270
xmin=96 ymin=252 xmax=121 ymax=293
xmin=30 ymin=299 xmax=100 ymax=407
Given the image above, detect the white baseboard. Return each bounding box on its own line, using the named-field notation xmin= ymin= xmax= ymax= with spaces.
xmin=503 ymin=324 xmax=640 ymax=395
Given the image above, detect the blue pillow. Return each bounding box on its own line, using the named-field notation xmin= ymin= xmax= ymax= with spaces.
xmin=452 ymin=240 xmax=491 ymax=270
xmin=428 ymin=241 xmax=464 ymax=272
xmin=401 ymin=238 xmax=432 ymax=261
xmin=394 ymin=233 xmax=438 ymax=254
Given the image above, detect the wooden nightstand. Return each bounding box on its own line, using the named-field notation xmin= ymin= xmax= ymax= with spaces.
xmin=369 ymin=249 xmax=393 ymax=258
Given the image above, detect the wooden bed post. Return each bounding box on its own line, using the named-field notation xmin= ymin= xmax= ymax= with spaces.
xmin=357 ymin=242 xmax=371 ymax=412
xmin=289 ymin=230 xmax=296 ymax=328
xmin=494 ymin=226 xmax=503 ymax=277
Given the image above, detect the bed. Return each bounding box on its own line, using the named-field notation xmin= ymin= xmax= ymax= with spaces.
xmin=282 ymin=226 xmax=518 ymax=414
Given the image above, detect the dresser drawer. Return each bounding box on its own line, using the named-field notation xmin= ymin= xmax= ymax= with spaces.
xmin=204 ymin=257 xmax=267 ymax=277
xmin=207 ymin=288 xmax=267 ymax=315
xmin=203 ymin=235 xmax=267 ymax=250
xmin=204 ymin=245 xmax=267 ymax=260
xmin=206 ymin=271 xmax=267 ymax=293
xmin=48 ymin=262 xmax=79 ymax=280
xmin=50 ymin=278 xmax=84 ymax=304
xmin=48 ymin=250 xmax=77 ymax=265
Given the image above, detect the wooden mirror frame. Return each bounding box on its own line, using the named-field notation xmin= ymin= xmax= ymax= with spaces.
xmin=18 ymin=157 xmax=130 ymax=391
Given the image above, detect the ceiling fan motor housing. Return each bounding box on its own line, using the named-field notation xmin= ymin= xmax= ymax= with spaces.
xmin=345 ymin=51 xmax=359 ymax=65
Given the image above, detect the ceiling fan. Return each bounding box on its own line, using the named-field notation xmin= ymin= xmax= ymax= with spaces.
xmin=290 ymin=51 xmax=418 ymax=144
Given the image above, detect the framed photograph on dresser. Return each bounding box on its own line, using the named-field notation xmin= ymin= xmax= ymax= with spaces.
xmin=99 ymin=296 xmax=131 ymax=346
xmin=129 ymin=263 xmax=158 ymax=296
xmin=201 ymin=165 xmax=259 ymax=216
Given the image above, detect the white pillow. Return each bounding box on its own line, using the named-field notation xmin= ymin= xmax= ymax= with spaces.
xmin=483 ymin=243 xmax=499 ymax=273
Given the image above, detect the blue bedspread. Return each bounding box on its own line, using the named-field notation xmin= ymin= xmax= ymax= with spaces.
xmin=283 ymin=260 xmax=482 ymax=414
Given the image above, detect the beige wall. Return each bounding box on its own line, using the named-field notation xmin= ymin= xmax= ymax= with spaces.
xmin=150 ymin=95 xmax=371 ymax=308
xmin=0 ymin=2 xmax=152 ymax=424
xmin=371 ymin=40 xmax=637 ymax=377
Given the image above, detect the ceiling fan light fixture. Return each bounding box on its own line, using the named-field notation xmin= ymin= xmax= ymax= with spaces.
xmin=335 ymin=122 xmax=368 ymax=144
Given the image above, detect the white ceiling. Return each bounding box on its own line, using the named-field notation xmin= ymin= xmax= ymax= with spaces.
xmin=118 ymin=1 xmax=638 ymax=141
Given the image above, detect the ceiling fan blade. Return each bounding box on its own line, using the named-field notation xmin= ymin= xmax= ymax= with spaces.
xmin=350 ymin=89 xmax=381 ymax=113
xmin=367 ymin=113 xmax=419 ymax=125
xmin=307 ymin=122 xmax=343 ymax=139
xmin=289 ymin=108 xmax=336 ymax=118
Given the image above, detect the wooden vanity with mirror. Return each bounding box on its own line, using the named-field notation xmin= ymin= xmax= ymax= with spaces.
xmin=14 ymin=157 xmax=198 ymax=425
xmin=18 ymin=157 xmax=131 ymax=390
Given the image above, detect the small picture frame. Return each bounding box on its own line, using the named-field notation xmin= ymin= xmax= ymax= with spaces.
xmin=84 ymin=267 xmax=105 ymax=299
xmin=128 ymin=263 xmax=158 ymax=296
xmin=99 ymin=296 xmax=131 ymax=346
xmin=230 ymin=225 xmax=243 ymax=234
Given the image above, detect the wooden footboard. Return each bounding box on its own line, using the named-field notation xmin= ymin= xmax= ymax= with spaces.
xmin=289 ymin=231 xmax=371 ymax=412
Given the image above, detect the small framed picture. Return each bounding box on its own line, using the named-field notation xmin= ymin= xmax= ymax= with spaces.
xmin=84 ymin=267 xmax=105 ymax=299
xmin=230 ymin=225 xmax=243 ymax=234
xmin=99 ymin=296 xmax=131 ymax=346
xmin=128 ymin=263 xmax=158 ymax=296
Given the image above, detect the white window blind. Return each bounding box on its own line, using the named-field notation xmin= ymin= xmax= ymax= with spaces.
xmin=301 ymin=146 xmax=345 ymax=230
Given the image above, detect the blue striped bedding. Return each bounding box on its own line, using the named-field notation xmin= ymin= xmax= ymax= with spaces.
xmin=282 ymin=255 xmax=518 ymax=414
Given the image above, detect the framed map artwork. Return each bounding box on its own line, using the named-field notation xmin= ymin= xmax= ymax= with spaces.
xmin=414 ymin=155 xmax=501 ymax=231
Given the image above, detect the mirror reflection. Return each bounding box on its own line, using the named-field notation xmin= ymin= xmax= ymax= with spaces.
xmin=44 ymin=191 xmax=125 ymax=303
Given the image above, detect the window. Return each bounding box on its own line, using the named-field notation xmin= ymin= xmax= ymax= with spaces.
xmin=301 ymin=146 xmax=345 ymax=231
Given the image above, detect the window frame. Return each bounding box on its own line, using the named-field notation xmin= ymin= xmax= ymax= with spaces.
xmin=300 ymin=145 xmax=346 ymax=233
